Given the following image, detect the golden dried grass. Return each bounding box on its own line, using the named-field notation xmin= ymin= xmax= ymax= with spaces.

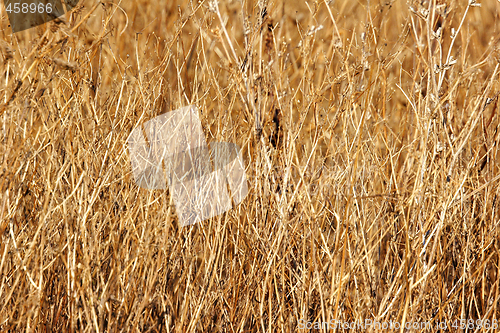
xmin=0 ymin=0 xmax=499 ymax=331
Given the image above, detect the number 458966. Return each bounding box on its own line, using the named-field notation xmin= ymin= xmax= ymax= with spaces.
xmin=6 ymin=2 xmax=53 ymax=14
xmin=452 ymin=319 xmax=498 ymax=330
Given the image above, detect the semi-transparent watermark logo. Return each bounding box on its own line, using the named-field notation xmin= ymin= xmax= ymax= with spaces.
xmin=127 ymin=105 xmax=248 ymax=226
xmin=3 ymin=0 xmax=80 ymax=33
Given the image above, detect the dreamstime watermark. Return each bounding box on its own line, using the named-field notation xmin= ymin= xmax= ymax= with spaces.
xmin=127 ymin=105 xmax=248 ymax=226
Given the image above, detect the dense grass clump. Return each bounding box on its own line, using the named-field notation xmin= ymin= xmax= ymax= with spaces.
xmin=1 ymin=0 xmax=499 ymax=331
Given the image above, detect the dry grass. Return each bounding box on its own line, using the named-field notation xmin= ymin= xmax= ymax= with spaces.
xmin=1 ymin=0 xmax=500 ymax=331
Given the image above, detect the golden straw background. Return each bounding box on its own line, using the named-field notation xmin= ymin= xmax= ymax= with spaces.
xmin=1 ymin=0 xmax=500 ymax=331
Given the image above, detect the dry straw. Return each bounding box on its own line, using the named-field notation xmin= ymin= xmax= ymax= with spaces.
xmin=0 ymin=0 xmax=499 ymax=331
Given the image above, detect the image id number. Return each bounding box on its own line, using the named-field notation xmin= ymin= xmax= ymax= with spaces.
xmin=6 ymin=2 xmax=53 ymax=14
xmin=452 ymin=319 xmax=498 ymax=330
